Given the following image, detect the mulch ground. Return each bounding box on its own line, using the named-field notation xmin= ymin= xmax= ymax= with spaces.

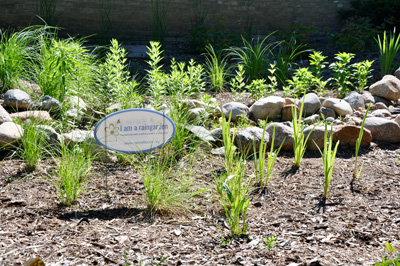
xmin=1 ymin=141 xmax=399 ymax=266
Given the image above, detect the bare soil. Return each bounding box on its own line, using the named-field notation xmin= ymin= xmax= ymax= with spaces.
xmin=1 ymin=141 xmax=400 ymax=266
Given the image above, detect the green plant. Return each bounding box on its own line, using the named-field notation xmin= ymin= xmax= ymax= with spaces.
xmin=292 ymin=95 xmax=314 ymax=167
xmin=286 ymin=67 xmax=314 ymax=97
xmin=146 ymin=41 xmax=168 ymax=106
xmin=151 ymin=0 xmax=167 ymax=44
xmin=353 ymin=103 xmax=371 ymax=179
xmin=253 ymin=123 xmax=284 ymax=187
xmin=0 ymin=26 xmax=41 ymax=91
xmin=221 ymin=114 xmax=236 ymax=175
xmin=17 ymin=119 xmax=46 ymax=172
xmin=229 ymin=64 xmax=246 ymax=96
xmin=316 ymin=123 xmax=339 ymax=201
xmin=187 ymin=0 xmax=209 ymax=53
xmin=264 ymin=234 xmax=276 ymax=250
xmin=51 ymin=142 xmax=95 ymax=206
xmin=215 ymin=158 xmax=252 ymax=237
xmin=376 ymin=28 xmax=400 ymax=77
xmin=35 ymin=0 xmax=58 ymax=26
xmin=204 ymin=44 xmax=231 ymax=91
xmin=329 ymin=52 xmax=355 ymax=98
xmin=229 ymin=33 xmax=278 ymax=81
xmin=375 ymin=242 xmax=400 ymax=266
xmin=352 ymin=60 xmax=373 ymax=93
xmin=123 ymin=252 xmax=168 ymax=266
xmin=309 ymin=51 xmax=328 ymax=81
xmin=246 ymin=78 xmax=267 ymax=99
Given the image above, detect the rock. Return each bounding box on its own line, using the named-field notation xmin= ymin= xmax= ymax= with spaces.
xmin=185 ymin=125 xmax=215 ymax=142
xmin=321 ymin=98 xmax=353 ymax=116
xmin=3 ymin=89 xmax=32 ymax=110
xmin=302 ymin=93 xmax=321 ymax=116
xmin=373 ymin=95 xmax=393 ymax=107
xmin=36 ymin=125 xmax=62 ymax=147
xmin=10 ymin=111 xmax=52 ymax=122
xmin=235 ymin=127 xmax=269 ymax=153
xmin=0 ymin=122 xmax=23 ymax=147
xmin=332 ymin=125 xmax=372 ymax=147
xmin=369 ymin=75 xmax=400 ymax=101
xmin=389 ymin=106 xmax=400 ymax=114
xmin=364 ymin=117 xmax=400 ymax=143
xmin=344 ymin=92 xmax=365 ymax=110
xmin=249 ymin=96 xmax=285 ymax=121
xmin=0 ymin=105 xmax=12 ymax=123
xmin=284 ymin=98 xmax=295 ymax=105
xmin=265 ymin=122 xmax=294 ymax=150
xmin=371 ymin=109 xmax=392 ymax=118
xmin=41 ymin=95 xmax=61 ymax=111
xmin=304 ymin=125 xmax=332 ymax=151
xmin=362 ymin=91 xmax=375 ymax=104
xmin=211 ymin=146 xmax=226 ymax=156
xmin=325 ymin=117 xmax=335 ymax=123
xmin=62 ymin=130 xmax=94 ymax=144
xmin=395 ymin=67 xmax=400 ymax=80
xmin=395 ymin=115 xmax=400 ymax=125
xmin=14 ymin=79 xmax=42 ymax=95
xmin=343 ymin=115 xmax=362 ymax=126
xmin=374 ymin=102 xmax=388 ymax=110
xmin=66 ymin=96 xmax=89 ymax=114
xmin=304 ymin=114 xmax=320 ymax=125
xmin=222 ymin=102 xmax=249 ymax=122
xmin=319 ymin=107 xmax=336 ymax=119
xmin=188 ymin=108 xmax=206 ymax=121
xmin=281 ymin=104 xmax=298 ymax=121
xmin=181 ymin=99 xmax=205 ymax=109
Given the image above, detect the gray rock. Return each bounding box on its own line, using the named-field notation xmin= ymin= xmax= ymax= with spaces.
xmin=211 ymin=146 xmax=226 ymax=156
xmin=235 ymin=127 xmax=269 ymax=153
xmin=62 ymin=130 xmax=94 ymax=144
xmin=222 ymin=102 xmax=249 ymax=122
xmin=325 ymin=117 xmax=335 ymax=123
xmin=0 ymin=105 xmax=12 ymax=124
xmin=374 ymin=102 xmax=388 ymax=110
xmin=0 ymin=122 xmax=23 ymax=147
xmin=369 ymin=75 xmax=400 ymax=101
xmin=389 ymin=106 xmax=400 ymax=114
xmin=319 ymin=107 xmax=336 ymax=119
xmin=395 ymin=115 xmax=400 ymax=126
xmin=41 ymin=95 xmax=61 ymax=111
xmin=373 ymin=96 xmax=392 ymax=107
xmin=185 ymin=125 xmax=215 ymax=142
xmin=364 ymin=117 xmax=400 ymax=143
xmin=304 ymin=125 xmax=332 ymax=151
xmin=362 ymin=91 xmax=375 ymax=104
xmin=302 ymin=93 xmax=321 ymax=116
xmin=321 ymin=98 xmax=353 ymax=116
xmin=66 ymin=96 xmax=89 ymax=114
xmin=265 ymin=122 xmax=294 ymax=150
xmin=181 ymin=99 xmax=205 ymax=109
xmin=35 ymin=125 xmax=62 ymax=147
xmin=344 ymin=92 xmax=365 ymax=110
xmin=3 ymin=89 xmax=32 ymax=110
xmin=395 ymin=67 xmax=400 ymax=80
xmin=304 ymin=114 xmax=320 ymax=125
xmin=371 ymin=109 xmax=392 ymax=118
xmin=250 ymin=96 xmax=285 ymax=121
xmin=188 ymin=108 xmax=206 ymax=121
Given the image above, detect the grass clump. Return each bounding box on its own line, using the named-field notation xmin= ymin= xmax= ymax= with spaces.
xmin=204 ymin=44 xmax=231 ymax=91
xmin=376 ymin=28 xmax=400 ymax=77
xmin=353 ymin=103 xmax=371 ymax=179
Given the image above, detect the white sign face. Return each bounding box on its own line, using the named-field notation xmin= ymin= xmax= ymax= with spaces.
xmin=94 ymin=109 xmax=176 ymax=153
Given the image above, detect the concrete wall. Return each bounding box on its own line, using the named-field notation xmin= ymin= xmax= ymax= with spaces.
xmin=0 ymin=0 xmax=351 ymax=43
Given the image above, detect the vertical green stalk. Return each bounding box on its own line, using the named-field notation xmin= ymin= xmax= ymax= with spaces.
xmin=353 ymin=103 xmax=371 ymax=179
xmin=151 ymin=0 xmax=167 ymax=44
xmin=221 ymin=114 xmax=236 ymax=175
xmin=376 ymin=28 xmax=400 ymax=77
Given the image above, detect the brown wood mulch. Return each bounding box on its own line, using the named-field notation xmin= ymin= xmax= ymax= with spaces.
xmin=0 ymin=142 xmax=399 ymax=266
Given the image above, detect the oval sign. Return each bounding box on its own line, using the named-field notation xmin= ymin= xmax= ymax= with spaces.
xmin=94 ymin=109 xmax=176 ymax=153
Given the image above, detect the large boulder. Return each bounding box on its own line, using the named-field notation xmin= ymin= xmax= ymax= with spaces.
xmin=321 ymin=98 xmax=353 ymax=116
xmin=235 ymin=127 xmax=269 ymax=153
xmin=332 ymin=125 xmax=372 ymax=147
xmin=302 ymin=93 xmax=321 ymax=116
xmin=0 ymin=122 xmax=23 ymax=147
xmin=0 ymin=105 xmax=12 ymax=124
xmin=364 ymin=117 xmax=400 ymax=143
xmin=249 ymin=96 xmax=285 ymax=121
xmin=3 ymin=89 xmax=32 ymax=110
xmin=265 ymin=122 xmax=294 ymax=151
xmin=222 ymin=102 xmax=249 ymax=122
xmin=369 ymin=75 xmax=400 ymax=101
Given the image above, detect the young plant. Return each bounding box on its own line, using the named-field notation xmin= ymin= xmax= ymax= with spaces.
xmin=228 ymin=33 xmax=278 ymax=81
xmin=292 ymin=95 xmax=313 ymax=167
xmin=353 ymin=103 xmax=371 ymax=179
xmin=221 ymin=114 xmax=236 ymax=175
xmin=309 ymin=51 xmax=328 ymax=80
xmin=264 ymin=234 xmax=276 ymax=250
xmin=51 ymin=142 xmax=95 ymax=206
xmin=316 ymin=123 xmax=340 ymax=201
xmin=146 ymin=41 xmax=167 ymax=106
xmin=253 ymin=123 xmax=285 ymax=187
xmin=375 ymin=242 xmax=400 ymax=266
xmin=204 ymin=44 xmax=231 ymax=91
xmin=329 ymin=52 xmax=355 ymax=98
xmin=286 ymin=67 xmax=314 ymax=97
xmin=352 ymin=60 xmax=374 ymax=93
xmin=376 ymin=28 xmax=400 ymax=77
xmin=215 ymin=157 xmax=252 ymax=237
xmin=229 ymin=64 xmax=246 ymax=98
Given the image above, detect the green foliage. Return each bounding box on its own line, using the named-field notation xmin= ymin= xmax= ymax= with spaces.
xmin=204 ymin=44 xmax=231 ymax=91
xmin=97 ymin=39 xmax=141 ymax=109
xmin=229 ymin=64 xmax=246 ymax=95
xmin=352 ymin=60 xmax=374 ymax=93
xmin=51 ymin=142 xmax=95 ymax=206
xmin=353 ymin=103 xmax=371 ymax=179
xmin=286 ymin=67 xmax=315 ymax=97
xmin=309 ymin=51 xmax=328 ymax=81
xmin=0 ymin=26 xmax=41 ymax=91
xmin=376 ymin=28 xmax=400 ymax=77
xmin=375 ymin=242 xmax=400 ymax=266
xmin=35 ymin=0 xmax=58 ymax=26
xmin=264 ymin=235 xmax=276 ymax=250
xmin=221 ymin=114 xmax=236 ymax=175
xmin=329 ymin=52 xmax=355 ymax=98
xmin=335 ymin=17 xmax=380 ymax=52
xmin=229 ymin=33 xmax=278 ymax=81
xmin=316 ymin=123 xmax=339 ymax=200
xmin=151 ymin=0 xmax=167 ymax=44
xmin=215 ymin=158 xmax=252 ymax=237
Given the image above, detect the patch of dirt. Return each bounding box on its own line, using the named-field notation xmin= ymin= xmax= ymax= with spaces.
xmin=1 ymin=142 xmax=399 ymax=266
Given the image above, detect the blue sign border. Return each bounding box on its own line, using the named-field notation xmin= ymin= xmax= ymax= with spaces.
xmin=94 ymin=108 xmax=176 ymax=154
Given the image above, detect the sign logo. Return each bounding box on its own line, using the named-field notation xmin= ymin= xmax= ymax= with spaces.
xmin=94 ymin=109 xmax=176 ymax=153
